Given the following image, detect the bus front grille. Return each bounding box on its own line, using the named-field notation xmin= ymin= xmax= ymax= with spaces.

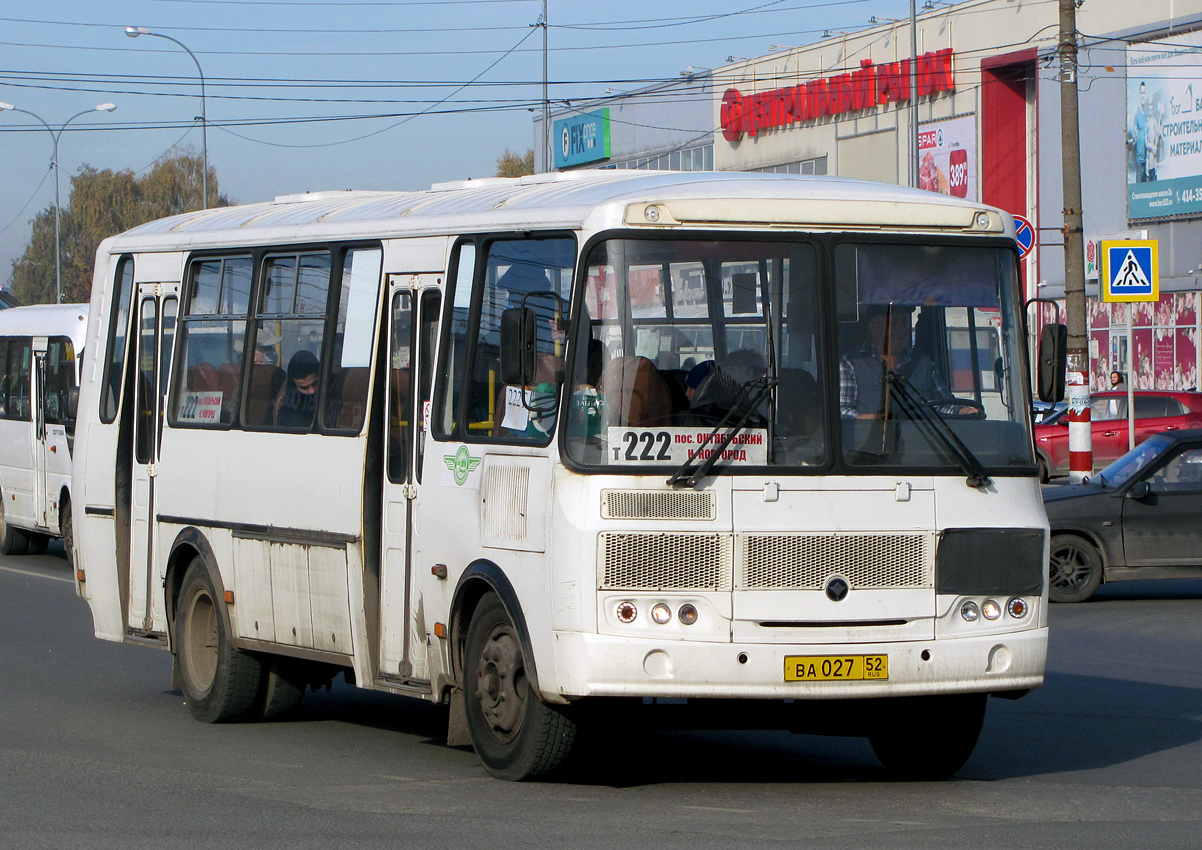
xmin=599 ymin=532 xmax=732 ymax=590
xmin=601 ymin=490 xmax=717 ymax=521
xmin=739 ymin=533 xmax=931 ymax=590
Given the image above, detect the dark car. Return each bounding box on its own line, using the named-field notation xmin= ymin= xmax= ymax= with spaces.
xmin=1033 ymin=390 xmax=1202 ymax=481
xmin=1042 ymin=429 xmax=1202 ymax=602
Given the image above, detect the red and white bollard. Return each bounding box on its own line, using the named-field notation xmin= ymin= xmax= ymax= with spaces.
xmin=1066 ymin=366 xmax=1092 ymax=483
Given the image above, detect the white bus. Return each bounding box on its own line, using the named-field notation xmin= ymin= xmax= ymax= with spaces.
xmin=0 ymin=303 xmax=87 ymax=560
xmin=73 ymin=172 xmax=1059 ymax=781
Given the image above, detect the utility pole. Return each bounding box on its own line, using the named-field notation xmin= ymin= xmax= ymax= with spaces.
xmin=908 ymin=0 xmax=919 ymax=188
xmin=1059 ymin=0 xmax=1091 ymax=483
xmin=542 ymin=0 xmax=550 ymax=173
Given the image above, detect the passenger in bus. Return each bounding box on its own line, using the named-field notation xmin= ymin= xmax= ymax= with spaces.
xmin=839 ymin=305 xmax=949 ymax=419
xmin=274 ymin=349 xmax=320 ymax=428
xmin=776 ymin=368 xmax=823 ymax=463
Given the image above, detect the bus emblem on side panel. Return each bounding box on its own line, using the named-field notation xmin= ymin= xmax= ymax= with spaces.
xmin=444 ymin=446 xmax=482 ymax=486
xmin=826 ymin=577 xmax=850 ymax=602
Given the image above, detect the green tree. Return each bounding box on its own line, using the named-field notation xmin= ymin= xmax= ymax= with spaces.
xmin=10 ymin=148 xmax=230 ymax=304
xmin=495 ymin=148 xmax=535 ymax=178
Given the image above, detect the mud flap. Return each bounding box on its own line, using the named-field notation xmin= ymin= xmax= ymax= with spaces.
xmin=446 ymin=687 xmax=471 ymax=747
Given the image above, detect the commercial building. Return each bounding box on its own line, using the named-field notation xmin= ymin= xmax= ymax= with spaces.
xmin=539 ymin=0 xmax=1202 ymax=390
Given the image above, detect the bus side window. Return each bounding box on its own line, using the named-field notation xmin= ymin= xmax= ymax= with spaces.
xmin=12 ymin=338 xmax=31 ymax=421
xmin=474 ymin=237 xmax=574 ymax=443
xmin=101 ymin=257 xmax=136 ymax=424
xmin=0 ymin=337 xmax=9 ymax=419
xmin=324 ymin=247 xmax=382 ymax=433
xmin=171 ymin=256 xmax=252 ymax=428
xmin=434 ymin=241 xmax=476 ymax=439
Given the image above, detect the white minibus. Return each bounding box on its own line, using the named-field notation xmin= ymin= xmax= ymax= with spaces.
xmin=0 ymin=303 xmax=87 ymax=560
xmin=72 ymin=172 xmax=1062 ymax=780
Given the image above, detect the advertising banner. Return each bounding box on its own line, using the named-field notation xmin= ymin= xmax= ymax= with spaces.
xmin=553 ymin=109 xmax=611 ymax=169
xmin=917 ymin=114 xmax=976 ymax=200
xmin=1126 ymin=31 xmax=1202 ymax=219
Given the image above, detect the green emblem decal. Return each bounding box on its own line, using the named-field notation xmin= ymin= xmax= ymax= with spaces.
xmin=443 ymin=446 xmax=482 ymax=486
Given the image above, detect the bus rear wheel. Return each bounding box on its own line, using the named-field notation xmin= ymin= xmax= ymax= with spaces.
xmin=175 ymin=560 xmax=263 ymax=723
xmin=0 ymin=495 xmax=31 ymax=556
xmin=868 ymin=693 xmax=986 ymax=780
xmin=463 ymin=593 xmax=576 ymax=780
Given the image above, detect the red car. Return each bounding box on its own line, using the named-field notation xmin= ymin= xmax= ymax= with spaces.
xmin=1034 ymin=391 xmax=1202 ymax=481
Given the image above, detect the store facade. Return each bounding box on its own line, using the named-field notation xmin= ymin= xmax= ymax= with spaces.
xmin=543 ymin=0 xmax=1202 ymax=390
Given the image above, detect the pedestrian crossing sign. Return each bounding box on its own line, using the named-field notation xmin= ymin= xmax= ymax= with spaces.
xmin=1101 ymin=240 xmax=1158 ymax=303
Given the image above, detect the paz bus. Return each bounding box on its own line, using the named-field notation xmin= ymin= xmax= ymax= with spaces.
xmin=0 ymin=303 xmax=87 ymax=559
xmin=72 ymin=172 xmax=1060 ymax=781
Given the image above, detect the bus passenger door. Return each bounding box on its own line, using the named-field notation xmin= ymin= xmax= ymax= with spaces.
xmin=127 ymin=287 xmax=178 ymax=635
xmin=379 ymin=279 xmax=442 ymax=681
xmin=31 ymin=337 xmax=50 ymax=529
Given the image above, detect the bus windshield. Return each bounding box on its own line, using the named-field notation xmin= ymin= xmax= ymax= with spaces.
xmin=563 ymin=236 xmax=1033 ymax=474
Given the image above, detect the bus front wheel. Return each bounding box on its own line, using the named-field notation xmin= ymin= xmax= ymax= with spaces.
xmin=868 ymin=693 xmax=986 ymax=780
xmin=463 ymin=593 xmax=576 ymax=780
xmin=175 ymin=560 xmax=263 ymax=723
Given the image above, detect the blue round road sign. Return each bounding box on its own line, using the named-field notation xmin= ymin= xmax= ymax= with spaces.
xmin=1013 ymin=215 xmax=1035 ymax=259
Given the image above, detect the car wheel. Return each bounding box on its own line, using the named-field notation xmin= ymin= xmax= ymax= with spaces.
xmin=1037 ymin=454 xmax=1050 ymax=484
xmin=1048 ymin=533 xmax=1103 ymax=603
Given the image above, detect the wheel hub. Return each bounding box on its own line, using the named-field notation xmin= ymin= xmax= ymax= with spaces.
xmin=474 ymin=626 xmax=525 ymax=742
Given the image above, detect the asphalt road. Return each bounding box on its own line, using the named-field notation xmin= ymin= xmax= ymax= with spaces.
xmin=3 ymin=547 xmax=1202 ymax=849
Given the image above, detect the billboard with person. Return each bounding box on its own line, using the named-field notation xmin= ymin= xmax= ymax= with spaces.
xmin=1127 ymin=31 xmax=1202 ymax=219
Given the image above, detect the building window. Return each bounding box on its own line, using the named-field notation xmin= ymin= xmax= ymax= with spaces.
xmin=750 ymin=156 xmax=828 ymax=176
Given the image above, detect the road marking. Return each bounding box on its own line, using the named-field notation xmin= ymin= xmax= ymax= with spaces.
xmin=0 ymin=564 xmax=73 ymax=584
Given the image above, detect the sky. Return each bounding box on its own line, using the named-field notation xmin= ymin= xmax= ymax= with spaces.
xmin=0 ymin=0 xmax=926 ymax=292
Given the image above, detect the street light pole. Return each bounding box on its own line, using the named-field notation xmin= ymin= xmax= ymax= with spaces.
xmin=0 ymin=102 xmax=117 ymax=303
xmin=125 ymin=26 xmax=208 ymax=209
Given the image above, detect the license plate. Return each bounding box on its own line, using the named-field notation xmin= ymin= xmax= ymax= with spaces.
xmin=784 ymin=655 xmax=888 ymax=681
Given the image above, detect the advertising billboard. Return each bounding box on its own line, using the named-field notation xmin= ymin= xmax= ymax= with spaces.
xmin=553 ymin=109 xmax=611 ymax=169
xmin=1126 ymin=31 xmax=1202 ymax=219
xmin=917 ymin=114 xmax=976 ymax=201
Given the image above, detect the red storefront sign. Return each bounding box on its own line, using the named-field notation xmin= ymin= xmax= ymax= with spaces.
xmin=720 ymin=48 xmax=955 ymax=142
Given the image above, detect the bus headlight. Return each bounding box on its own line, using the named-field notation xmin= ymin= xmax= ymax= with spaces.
xmin=1007 ymin=597 xmax=1029 ymax=619
xmin=650 ymin=603 xmax=672 ymax=625
xmin=982 ymin=599 xmax=1002 ymax=621
xmin=678 ymin=604 xmax=698 ymax=625
xmin=960 ymin=601 xmax=981 ymax=622
xmin=615 ymin=601 xmax=637 ymax=624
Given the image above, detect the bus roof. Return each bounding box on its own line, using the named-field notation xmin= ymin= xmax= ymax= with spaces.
xmin=0 ymin=303 xmax=89 ymax=342
xmin=100 ymin=171 xmax=1013 ymax=256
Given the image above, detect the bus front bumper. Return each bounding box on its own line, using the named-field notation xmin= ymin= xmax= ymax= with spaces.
xmin=547 ymin=627 xmax=1047 ymax=701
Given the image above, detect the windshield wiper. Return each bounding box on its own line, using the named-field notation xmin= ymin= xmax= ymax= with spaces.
xmin=668 ymin=377 xmax=777 ymax=488
xmin=885 ymin=371 xmax=992 ymax=488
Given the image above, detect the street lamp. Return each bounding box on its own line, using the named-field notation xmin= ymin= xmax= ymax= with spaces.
xmin=0 ymin=101 xmax=117 ymax=304
xmin=125 ymin=26 xmax=208 ymax=209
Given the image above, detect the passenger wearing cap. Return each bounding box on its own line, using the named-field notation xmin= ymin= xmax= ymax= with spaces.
xmin=839 ymin=305 xmax=949 ymax=419
xmin=275 ymin=349 xmax=320 ymax=428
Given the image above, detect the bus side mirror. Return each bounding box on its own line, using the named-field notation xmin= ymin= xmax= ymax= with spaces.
xmin=65 ymin=387 xmax=79 ymax=424
xmin=1037 ymin=323 xmax=1067 ymax=403
xmin=500 ymin=307 xmax=537 ymax=386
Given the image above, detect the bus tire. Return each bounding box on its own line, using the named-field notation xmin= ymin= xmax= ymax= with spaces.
xmin=60 ymin=499 xmax=74 ymax=569
xmin=176 ymin=560 xmax=263 ymax=723
xmin=258 ymin=657 xmax=306 ymax=720
xmin=464 ymin=593 xmax=576 ymax=780
xmin=25 ymin=532 xmax=49 ymax=555
xmin=0 ymin=496 xmax=30 ymax=556
xmin=869 ymin=693 xmax=986 ymax=780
